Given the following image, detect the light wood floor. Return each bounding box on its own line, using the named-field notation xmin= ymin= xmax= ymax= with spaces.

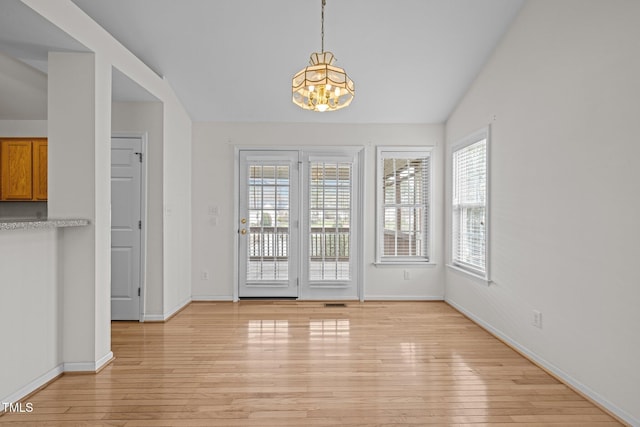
xmin=2 ymin=301 xmax=621 ymax=426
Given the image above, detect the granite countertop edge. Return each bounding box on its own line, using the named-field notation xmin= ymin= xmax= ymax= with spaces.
xmin=0 ymin=218 xmax=90 ymax=231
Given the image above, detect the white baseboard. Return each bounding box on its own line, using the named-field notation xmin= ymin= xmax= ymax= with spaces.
xmin=1 ymin=364 xmax=63 ymax=408
xmin=364 ymin=295 xmax=445 ymax=301
xmin=191 ymin=295 xmax=234 ymax=301
xmin=446 ymin=299 xmax=639 ymax=427
xmin=144 ymin=297 xmax=192 ymax=322
xmin=164 ymin=297 xmax=191 ymax=319
xmin=95 ymin=351 xmax=114 ymax=371
xmin=192 ymin=296 xmax=446 ymax=302
xmin=63 ymin=351 xmax=114 ymax=373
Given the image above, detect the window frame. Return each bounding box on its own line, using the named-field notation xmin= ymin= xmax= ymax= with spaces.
xmin=375 ymin=147 xmax=433 ymax=265
xmin=450 ymin=127 xmax=490 ymax=281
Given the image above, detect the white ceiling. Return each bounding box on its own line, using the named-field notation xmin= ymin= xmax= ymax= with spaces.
xmin=1 ymin=0 xmax=525 ymax=123
xmin=0 ymin=0 xmax=88 ymax=71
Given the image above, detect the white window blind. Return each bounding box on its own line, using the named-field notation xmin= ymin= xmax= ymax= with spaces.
xmin=452 ymin=136 xmax=487 ymax=276
xmin=309 ymin=161 xmax=352 ymax=281
xmin=247 ymin=164 xmax=290 ymax=281
xmin=377 ymin=149 xmax=431 ymax=263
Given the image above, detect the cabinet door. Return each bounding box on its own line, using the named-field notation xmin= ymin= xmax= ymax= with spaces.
xmin=32 ymin=139 xmax=48 ymax=200
xmin=1 ymin=140 xmax=33 ymax=200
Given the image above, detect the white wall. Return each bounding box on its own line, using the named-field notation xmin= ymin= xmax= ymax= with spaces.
xmin=112 ymin=101 xmax=164 ymax=318
xmin=0 ymin=0 xmax=192 ymax=407
xmin=24 ymin=0 xmax=193 ymax=320
xmin=0 ymin=228 xmax=60 ymax=403
xmin=0 ymin=50 xmax=46 ymax=120
xmin=162 ymin=101 xmax=192 ymax=316
xmin=444 ymin=1 xmax=640 ymax=424
xmin=48 ymin=51 xmax=113 ymax=367
xmin=192 ymin=122 xmax=444 ymax=300
xmin=0 ymin=120 xmax=46 ymax=136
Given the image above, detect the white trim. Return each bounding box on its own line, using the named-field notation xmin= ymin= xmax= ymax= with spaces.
xmin=449 ymin=126 xmax=491 ymax=281
xmin=233 ymin=146 xmax=240 ymax=302
xmin=164 ymin=297 xmax=191 ymax=320
xmin=446 ymin=299 xmax=639 ymax=427
xmin=95 ymin=351 xmax=114 ymax=371
xmin=0 ymin=364 xmax=63 ymax=408
xmin=357 ymin=147 xmax=366 ymax=302
xmin=373 ymin=261 xmax=437 ymax=268
xmin=375 ymin=146 xmax=434 ymax=264
xmin=143 ymin=297 xmax=191 ymax=321
xmin=63 ymin=351 xmax=114 ymax=373
xmin=446 ymin=264 xmax=491 ymax=286
xmin=365 ymin=295 xmax=444 ymax=301
xmin=191 ymin=295 xmax=234 ymax=301
xmin=139 ymin=133 xmax=148 ymax=322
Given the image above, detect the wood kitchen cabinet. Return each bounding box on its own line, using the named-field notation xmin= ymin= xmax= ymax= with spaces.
xmin=32 ymin=139 xmax=48 ymax=200
xmin=0 ymin=138 xmax=48 ymax=201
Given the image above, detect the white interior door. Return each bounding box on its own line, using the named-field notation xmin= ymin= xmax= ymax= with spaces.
xmin=111 ymin=136 xmax=143 ymax=320
xmin=239 ymin=150 xmax=299 ymax=298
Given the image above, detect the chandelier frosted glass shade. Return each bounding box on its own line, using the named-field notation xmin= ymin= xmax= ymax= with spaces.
xmin=292 ymin=52 xmax=355 ymax=112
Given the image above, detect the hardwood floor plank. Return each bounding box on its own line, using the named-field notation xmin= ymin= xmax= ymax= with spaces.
xmin=0 ymin=301 xmax=621 ymax=425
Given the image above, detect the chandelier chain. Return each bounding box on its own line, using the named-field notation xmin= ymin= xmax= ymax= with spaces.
xmin=321 ymin=0 xmax=325 ymax=53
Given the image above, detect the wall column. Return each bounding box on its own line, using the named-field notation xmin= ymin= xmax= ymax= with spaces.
xmin=48 ymin=52 xmax=112 ymax=370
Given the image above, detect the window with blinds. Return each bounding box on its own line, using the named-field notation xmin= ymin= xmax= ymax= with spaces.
xmin=376 ymin=149 xmax=431 ymax=263
xmin=452 ymin=131 xmax=488 ymax=277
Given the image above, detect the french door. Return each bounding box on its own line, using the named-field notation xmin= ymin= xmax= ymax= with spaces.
xmin=238 ymin=149 xmax=360 ymax=300
xmin=238 ymin=151 xmax=299 ymax=297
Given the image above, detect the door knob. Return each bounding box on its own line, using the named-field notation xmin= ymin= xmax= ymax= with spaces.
xmin=240 ymin=228 xmax=247 ymax=235
xmin=241 ymin=218 xmax=247 ymax=224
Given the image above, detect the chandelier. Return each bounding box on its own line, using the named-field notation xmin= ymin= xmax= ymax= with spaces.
xmin=292 ymin=0 xmax=355 ymax=112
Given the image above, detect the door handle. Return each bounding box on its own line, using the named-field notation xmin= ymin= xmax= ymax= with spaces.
xmin=240 ymin=228 xmax=247 ymax=235
xmin=241 ymin=218 xmax=247 ymax=224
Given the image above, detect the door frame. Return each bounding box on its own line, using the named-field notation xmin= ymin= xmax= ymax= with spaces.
xmin=111 ymin=132 xmax=147 ymax=321
xmin=233 ymin=146 xmax=365 ymax=302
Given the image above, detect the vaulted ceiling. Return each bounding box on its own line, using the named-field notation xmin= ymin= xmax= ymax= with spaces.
xmin=0 ymin=0 xmax=525 ymax=123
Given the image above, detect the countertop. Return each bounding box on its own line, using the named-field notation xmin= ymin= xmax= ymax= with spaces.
xmin=0 ymin=218 xmax=90 ymax=231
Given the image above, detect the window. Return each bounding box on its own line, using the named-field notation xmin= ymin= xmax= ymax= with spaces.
xmin=451 ymin=128 xmax=489 ymax=278
xmin=376 ymin=148 xmax=431 ymax=263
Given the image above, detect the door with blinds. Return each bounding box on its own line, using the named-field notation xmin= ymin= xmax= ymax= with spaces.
xmin=299 ymin=152 xmax=360 ymax=300
xmin=239 ymin=151 xmax=300 ymax=298
xmin=238 ymin=149 xmax=360 ymax=300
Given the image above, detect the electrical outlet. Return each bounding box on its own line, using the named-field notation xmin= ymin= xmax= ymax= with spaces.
xmin=403 ymin=270 xmax=410 ymax=280
xmin=201 ymin=270 xmax=209 ymax=280
xmin=532 ymin=310 xmax=542 ymax=329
